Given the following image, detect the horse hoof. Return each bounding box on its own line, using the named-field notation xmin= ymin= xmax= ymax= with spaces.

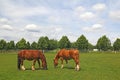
xmin=61 ymin=65 xmax=64 ymax=69
xmin=22 ymin=68 xmax=26 ymax=71
xmin=75 ymin=68 xmax=80 ymax=71
xmin=32 ymin=68 xmax=35 ymax=71
xmin=32 ymin=66 xmax=35 ymax=71
xmin=76 ymin=69 xmax=80 ymax=71
xmin=21 ymin=66 xmax=26 ymax=71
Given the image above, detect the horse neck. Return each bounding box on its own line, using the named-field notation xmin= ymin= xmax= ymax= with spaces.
xmin=55 ymin=54 xmax=59 ymax=61
xmin=40 ymin=54 xmax=46 ymax=63
xmin=41 ymin=54 xmax=48 ymax=68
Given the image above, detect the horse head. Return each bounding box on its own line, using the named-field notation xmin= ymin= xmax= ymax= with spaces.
xmin=42 ymin=60 xmax=48 ymax=70
xmin=39 ymin=51 xmax=48 ymax=70
xmin=53 ymin=58 xmax=58 ymax=68
xmin=53 ymin=51 xmax=61 ymax=68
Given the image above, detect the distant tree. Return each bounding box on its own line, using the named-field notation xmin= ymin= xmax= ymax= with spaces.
xmin=5 ymin=42 xmax=10 ymax=50
xmin=38 ymin=36 xmax=49 ymax=50
xmin=26 ymin=41 xmax=31 ymax=49
xmin=44 ymin=36 xmax=49 ymax=50
xmin=31 ymin=41 xmax=38 ymax=49
xmin=71 ymin=42 xmax=77 ymax=48
xmin=88 ymin=43 xmax=94 ymax=51
xmin=5 ymin=41 xmax=15 ymax=50
xmin=16 ymin=38 xmax=27 ymax=49
xmin=0 ymin=39 xmax=6 ymax=50
xmin=58 ymin=36 xmax=71 ymax=49
xmin=113 ymin=38 xmax=120 ymax=51
xmin=49 ymin=39 xmax=58 ymax=50
xmin=76 ymin=35 xmax=89 ymax=51
xmin=96 ymin=35 xmax=111 ymax=51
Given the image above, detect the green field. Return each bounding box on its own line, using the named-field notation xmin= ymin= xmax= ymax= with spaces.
xmin=0 ymin=51 xmax=120 ymax=80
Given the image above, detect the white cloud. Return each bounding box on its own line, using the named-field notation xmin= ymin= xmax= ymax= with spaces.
xmin=79 ymin=12 xmax=96 ymax=21
xmin=0 ymin=18 xmax=10 ymax=24
xmin=92 ymin=24 xmax=103 ymax=29
xmin=55 ymin=27 xmax=62 ymax=32
xmin=26 ymin=25 xmax=64 ymax=41
xmin=48 ymin=16 xmax=61 ymax=23
xmin=0 ymin=24 xmax=13 ymax=31
xmin=82 ymin=23 xmax=103 ymax=32
xmin=0 ymin=0 xmax=50 ymax=19
xmin=74 ymin=6 xmax=85 ymax=14
xmin=92 ymin=3 xmax=106 ymax=11
xmin=24 ymin=24 xmax=63 ymax=40
xmin=109 ymin=10 xmax=120 ymax=21
xmin=25 ymin=24 xmax=40 ymax=32
xmin=9 ymin=6 xmax=49 ymax=18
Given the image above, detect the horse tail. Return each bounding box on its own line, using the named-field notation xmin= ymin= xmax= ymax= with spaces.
xmin=17 ymin=54 xmax=21 ymax=70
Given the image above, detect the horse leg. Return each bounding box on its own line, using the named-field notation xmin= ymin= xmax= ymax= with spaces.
xmin=32 ymin=60 xmax=36 ymax=71
xmin=21 ymin=60 xmax=26 ymax=71
xmin=65 ymin=59 xmax=68 ymax=64
xmin=37 ymin=59 xmax=41 ymax=69
xmin=76 ymin=64 xmax=80 ymax=71
xmin=74 ymin=59 xmax=80 ymax=71
xmin=60 ymin=58 xmax=64 ymax=69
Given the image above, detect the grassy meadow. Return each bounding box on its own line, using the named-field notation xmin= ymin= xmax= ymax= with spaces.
xmin=0 ymin=51 xmax=120 ymax=80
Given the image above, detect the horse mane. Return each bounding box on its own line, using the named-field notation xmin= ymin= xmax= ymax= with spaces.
xmin=54 ymin=50 xmax=61 ymax=60
xmin=41 ymin=52 xmax=47 ymax=62
xmin=39 ymin=51 xmax=47 ymax=69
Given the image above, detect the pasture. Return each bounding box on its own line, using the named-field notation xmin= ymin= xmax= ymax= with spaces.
xmin=0 ymin=51 xmax=120 ymax=80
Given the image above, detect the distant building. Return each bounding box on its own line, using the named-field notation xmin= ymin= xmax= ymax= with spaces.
xmin=93 ymin=49 xmax=98 ymax=51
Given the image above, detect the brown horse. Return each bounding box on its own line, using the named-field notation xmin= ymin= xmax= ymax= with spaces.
xmin=53 ymin=49 xmax=80 ymax=71
xmin=18 ymin=50 xmax=47 ymax=70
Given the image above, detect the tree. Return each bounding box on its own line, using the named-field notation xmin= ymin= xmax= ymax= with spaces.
xmin=0 ymin=39 xmax=6 ymax=50
xmin=31 ymin=41 xmax=38 ymax=49
xmin=96 ymin=35 xmax=111 ymax=51
xmin=44 ymin=36 xmax=49 ymax=50
xmin=26 ymin=41 xmax=31 ymax=49
xmin=88 ymin=43 xmax=94 ymax=51
xmin=76 ymin=35 xmax=89 ymax=51
xmin=113 ymin=38 xmax=120 ymax=51
xmin=5 ymin=42 xmax=10 ymax=50
xmin=71 ymin=42 xmax=77 ymax=48
xmin=16 ymin=38 xmax=27 ymax=49
xmin=49 ymin=39 xmax=58 ymax=50
xmin=58 ymin=36 xmax=71 ymax=49
xmin=5 ymin=41 xmax=15 ymax=50
xmin=38 ymin=36 xmax=49 ymax=50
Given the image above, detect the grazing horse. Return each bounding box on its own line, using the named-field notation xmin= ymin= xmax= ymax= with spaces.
xmin=53 ymin=49 xmax=80 ymax=71
xmin=18 ymin=50 xmax=47 ymax=70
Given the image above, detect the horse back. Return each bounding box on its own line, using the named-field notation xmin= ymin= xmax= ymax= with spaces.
xmin=58 ymin=49 xmax=79 ymax=59
xmin=69 ymin=49 xmax=79 ymax=56
xmin=18 ymin=50 xmax=42 ymax=60
xmin=58 ymin=49 xmax=69 ymax=57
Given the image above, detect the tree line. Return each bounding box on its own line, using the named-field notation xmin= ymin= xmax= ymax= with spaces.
xmin=0 ymin=35 xmax=120 ymax=51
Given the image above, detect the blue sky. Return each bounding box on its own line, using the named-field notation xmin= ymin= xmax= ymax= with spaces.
xmin=0 ymin=0 xmax=120 ymax=45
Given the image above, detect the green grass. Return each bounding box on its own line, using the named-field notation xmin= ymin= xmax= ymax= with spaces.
xmin=0 ymin=51 xmax=120 ymax=80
